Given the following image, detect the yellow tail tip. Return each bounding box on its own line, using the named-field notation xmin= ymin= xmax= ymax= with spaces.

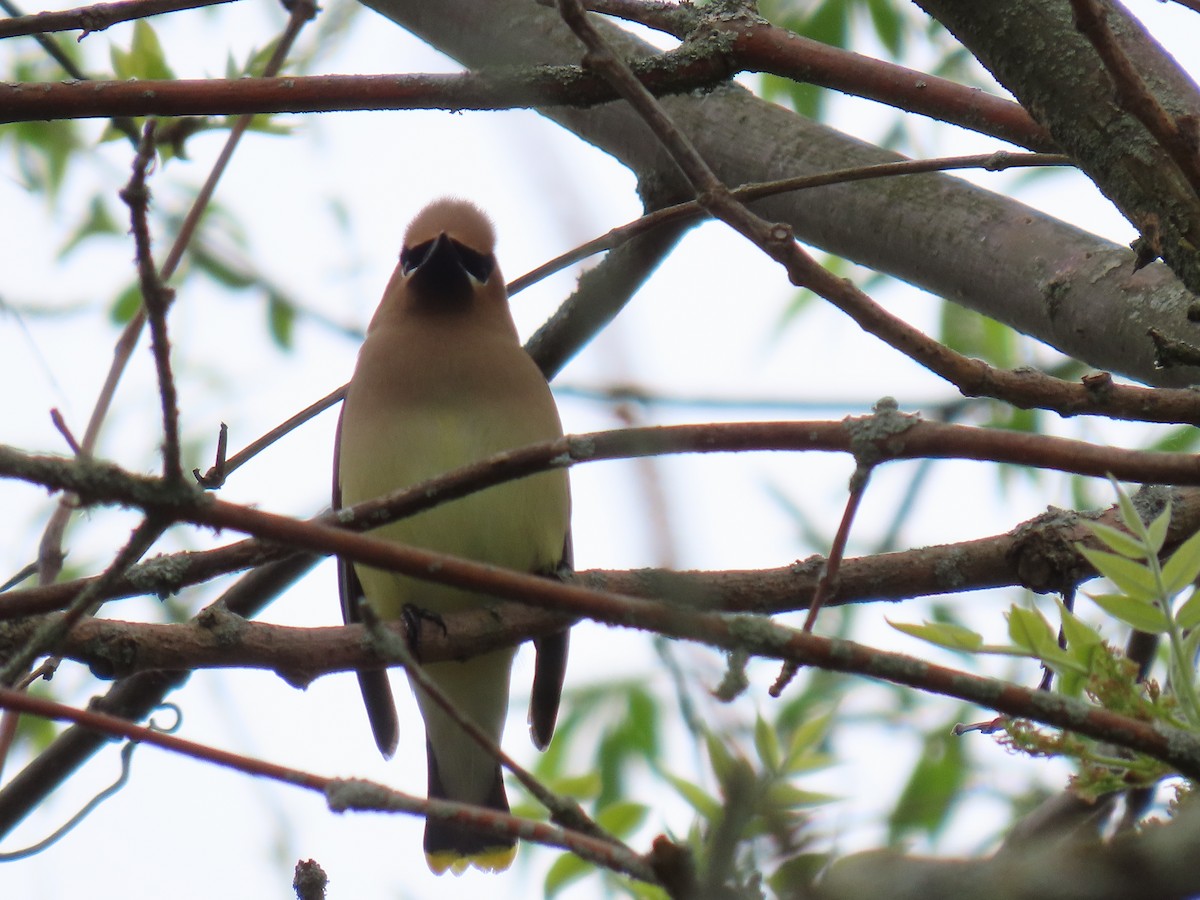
xmin=426 ymin=844 xmax=517 ymax=876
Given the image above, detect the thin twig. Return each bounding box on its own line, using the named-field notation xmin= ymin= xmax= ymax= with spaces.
xmin=5 ymin=482 xmax=1189 ymax=629
xmin=508 ymin=151 xmax=1071 ymax=295
xmin=0 ymin=740 xmax=137 ymax=861
xmin=195 ymin=385 xmax=344 ymax=489
xmin=0 ymin=55 xmax=727 ymax=124
xmin=0 ymin=563 xmax=37 ymax=594
xmin=19 ymin=418 xmax=1200 ymax=537
xmin=0 ymin=14 xmax=1054 ymax=153
xmin=804 ymin=464 xmax=872 ymax=635
xmin=48 ymin=409 xmax=83 ymax=456
xmin=193 ymin=422 xmax=229 ymax=487
xmin=120 ymin=123 xmax=185 ymax=484
xmin=1 ymin=0 xmax=87 ymax=79
xmin=771 ymin=456 xmax=874 ymax=695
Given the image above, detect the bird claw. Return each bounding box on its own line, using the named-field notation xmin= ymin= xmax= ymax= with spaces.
xmin=401 ymin=603 xmax=448 ymax=661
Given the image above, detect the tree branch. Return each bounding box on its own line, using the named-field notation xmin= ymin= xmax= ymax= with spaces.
xmin=0 ymin=0 xmax=237 ymax=38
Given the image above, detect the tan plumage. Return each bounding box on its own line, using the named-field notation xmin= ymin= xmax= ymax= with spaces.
xmin=333 ymin=198 xmax=570 ymax=875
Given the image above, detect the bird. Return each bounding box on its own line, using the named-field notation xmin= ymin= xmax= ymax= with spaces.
xmin=333 ymin=197 xmax=571 ymax=875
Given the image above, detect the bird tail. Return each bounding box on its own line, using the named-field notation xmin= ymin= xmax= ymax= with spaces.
xmin=423 ymin=740 xmax=517 ymax=875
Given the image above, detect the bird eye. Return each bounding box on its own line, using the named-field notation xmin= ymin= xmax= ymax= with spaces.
xmin=456 ymin=244 xmax=496 ymax=283
xmin=400 ymin=240 xmax=433 ymax=275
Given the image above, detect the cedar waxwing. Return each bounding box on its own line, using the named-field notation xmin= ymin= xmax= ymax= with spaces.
xmin=333 ymin=198 xmax=571 ymax=875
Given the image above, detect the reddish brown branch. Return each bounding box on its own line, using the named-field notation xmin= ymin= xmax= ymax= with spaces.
xmin=714 ymin=14 xmax=1053 ymax=150
xmin=0 ymin=0 xmax=236 ymax=38
xmin=584 ymin=0 xmax=1055 ymax=150
xmin=0 ymin=54 xmax=727 ymax=123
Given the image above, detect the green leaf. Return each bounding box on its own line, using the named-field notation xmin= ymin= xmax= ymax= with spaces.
xmin=804 ymin=0 xmax=849 ymax=48
xmin=266 ymin=293 xmax=295 ymax=349
xmin=705 ymin=732 xmax=737 ymax=787
xmin=768 ymin=854 xmax=830 ymax=898
xmin=192 ymin=246 xmax=255 ymax=289
xmin=1077 ymin=546 xmax=1160 ymax=603
xmin=595 ymin=800 xmax=648 ymax=838
xmin=888 ymin=619 xmax=983 ymax=652
xmin=8 ymin=120 xmax=82 ymax=199
xmin=1086 ymin=592 xmax=1170 ymax=633
xmin=784 ymin=710 xmax=834 ymax=773
xmin=1162 ymin=528 xmax=1200 ymax=595
xmin=1056 ymin=599 xmax=1103 ymax=653
xmin=1087 ymin=523 xmax=1148 ymax=560
xmin=545 ymin=852 xmax=591 ymax=897
xmin=887 ymin=723 xmax=967 ymax=844
xmin=111 ymin=21 xmax=176 ymax=81
xmin=547 ymin=772 xmax=601 ymax=800
xmin=938 ymin=302 xmax=1017 ymax=367
xmin=59 ymin=195 xmax=121 ymax=258
xmin=241 ymin=38 xmax=283 ymax=78
xmin=1148 ymin=425 xmax=1200 ymax=454
xmin=1146 ymin=502 xmax=1172 ymax=555
xmin=621 ymin=882 xmax=671 ymax=900
xmin=1176 ymin=589 xmax=1200 ymax=630
xmin=866 ymin=0 xmax=904 ymax=56
xmin=1182 ymin=627 xmax=1200 ymax=674
xmin=754 ymin=714 xmax=781 ymax=771
xmin=764 ymin=782 xmax=836 ymax=810
xmin=1111 ymin=477 xmax=1143 ymax=537
xmin=1006 ymin=606 xmax=1058 ymax=657
xmin=110 ymin=282 xmax=143 ymax=324
xmin=664 ymin=772 xmax=721 ymax=822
